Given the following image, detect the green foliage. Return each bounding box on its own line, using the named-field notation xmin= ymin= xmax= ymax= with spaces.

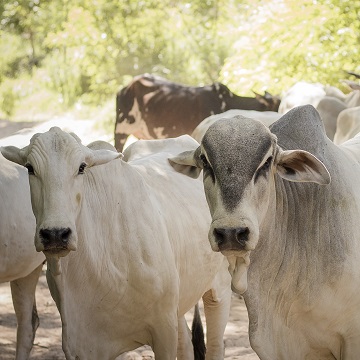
xmin=0 ymin=70 xmax=65 ymax=120
xmin=0 ymin=81 xmax=18 ymax=116
xmin=0 ymin=33 xmax=28 ymax=81
xmin=220 ymin=0 xmax=360 ymax=95
xmin=1 ymin=0 xmax=360 ymax=119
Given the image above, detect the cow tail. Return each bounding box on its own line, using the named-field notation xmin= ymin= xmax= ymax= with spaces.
xmin=191 ymin=303 xmax=206 ymax=360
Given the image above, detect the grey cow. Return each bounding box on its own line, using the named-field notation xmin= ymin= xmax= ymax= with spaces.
xmin=169 ymin=105 xmax=360 ymax=359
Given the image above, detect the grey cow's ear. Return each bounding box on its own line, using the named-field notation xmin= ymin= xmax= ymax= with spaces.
xmin=276 ymin=149 xmax=331 ymax=185
xmin=168 ymin=149 xmax=202 ymax=179
xmin=0 ymin=145 xmax=28 ymax=166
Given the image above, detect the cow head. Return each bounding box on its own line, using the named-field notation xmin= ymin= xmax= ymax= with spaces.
xmin=169 ymin=115 xmax=330 ymax=293
xmin=1 ymin=127 xmax=122 ymax=259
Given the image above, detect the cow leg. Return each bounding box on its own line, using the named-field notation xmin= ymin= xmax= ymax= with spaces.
xmin=150 ymin=314 xmax=178 ymax=360
xmin=114 ymin=132 xmax=129 ymax=152
xmin=177 ymin=315 xmax=194 ymax=360
xmin=202 ymin=262 xmax=232 ymax=360
xmin=341 ymin=337 xmax=360 ymax=360
xmin=10 ymin=262 xmax=43 ymax=360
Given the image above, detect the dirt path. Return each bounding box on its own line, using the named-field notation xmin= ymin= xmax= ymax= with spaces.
xmin=0 ymin=119 xmax=43 ymax=140
xmin=0 ymin=270 xmax=258 ymax=359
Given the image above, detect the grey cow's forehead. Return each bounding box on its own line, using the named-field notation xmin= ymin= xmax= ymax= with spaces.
xmin=202 ymin=116 xmax=276 ymax=211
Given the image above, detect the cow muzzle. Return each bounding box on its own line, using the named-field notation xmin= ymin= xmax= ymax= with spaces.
xmin=213 ymin=226 xmax=250 ymax=252
xmin=37 ymin=227 xmax=77 ymax=256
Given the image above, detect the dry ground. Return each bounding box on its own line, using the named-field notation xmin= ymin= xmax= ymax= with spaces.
xmin=0 ymin=270 xmax=258 ymax=359
xmin=0 ymin=117 xmax=259 ymax=359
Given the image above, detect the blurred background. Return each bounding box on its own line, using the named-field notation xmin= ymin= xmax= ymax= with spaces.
xmin=1 ymin=0 xmax=359 ymax=133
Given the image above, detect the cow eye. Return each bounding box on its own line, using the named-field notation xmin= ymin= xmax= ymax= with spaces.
xmin=254 ymin=156 xmax=273 ymax=182
xmin=261 ymin=156 xmax=273 ymax=172
xmin=78 ymin=162 xmax=87 ymax=174
xmin=25 ymin=163 xmax=34 ymax=175
xmin=200 ymin=154 xmax=209 ymax=169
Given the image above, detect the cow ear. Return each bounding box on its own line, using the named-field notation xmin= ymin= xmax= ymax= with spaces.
xmin=168 ymin=149 xmax=202 ymax=179
xmin=264 ymin=91 xmax=273 ymax=99
xmin=86 ymin=149 xmax=123 ymax=167
xmin=253 ymin=91 xmax=269 ymax=106
xmin=0 ymin=146 xmax=28 ymax=166
xmin=276 ymin=150 xmax=331 ymax=185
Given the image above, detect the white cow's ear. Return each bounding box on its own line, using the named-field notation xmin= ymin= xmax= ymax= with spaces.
xmin=168 ymin=150 xmax=202 ymax=179
xmin=276 ymin=149 xmax=331 ymax=185
xmin=0 ymin=146 xmax=27 ymax=166
xmin=86 ymin=149 xmax=123 ymax=167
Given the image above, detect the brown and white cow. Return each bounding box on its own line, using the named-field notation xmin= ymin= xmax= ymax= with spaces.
xmin=169 ymin=105 xmax=360 ymax=359
xmin=114 ymin=73 xmax=280 ymax=151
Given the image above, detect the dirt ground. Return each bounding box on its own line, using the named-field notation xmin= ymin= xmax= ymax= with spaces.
xmin=0 ymin=270 xmax=258 ymax=359
xmin=0 ymin=118 xmax=259 ymax=359
xmin=0 ymin=119 xmax=43 ymax=139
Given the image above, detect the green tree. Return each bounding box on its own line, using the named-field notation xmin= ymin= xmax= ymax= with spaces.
xmin=2 ymin=0 xmax=360 ymax=116
xmin=1 ymin=0 xmax=54 ymax=73
xmin=221 ymin=0 xmax=360 ymax=95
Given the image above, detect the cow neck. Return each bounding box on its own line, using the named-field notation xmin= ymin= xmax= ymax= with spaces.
xmin=68 ymin=160 xmax=143 ymax=285
xmin=249 ymin=175 xmax=346 ymax=308
xmin=225 ymin=95 xmax=265 ymax=112
xmin=69 ymin=159 xmax=158 ymax=288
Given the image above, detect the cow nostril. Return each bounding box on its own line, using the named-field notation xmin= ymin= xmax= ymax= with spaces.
xmin=39 ymin=229 xmax=52 ymax=245
xmin=213 ymin=227 xmax=227 ymax=245
xmin=60 ymin=228 xmax=71 ymax=243
xmin=214 ymin=226 xmax=250 ymax=247
xmin=39 ymin=227 xmax=72 ymax=245
xmin=236 ymin=227 xmax=250 ymax=243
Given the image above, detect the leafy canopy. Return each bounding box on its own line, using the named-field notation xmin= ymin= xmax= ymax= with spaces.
xmin=0 ymin=0 xmax=359 ymax=117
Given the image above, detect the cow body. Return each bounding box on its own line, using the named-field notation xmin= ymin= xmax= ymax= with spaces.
xmin=316 ymin=96 xmax=347 ymax=140
xmin=191 ymin=109 xmax=281 ymax=143
xmin=315 ymin=90 xmax=360 ymax=143
xmin=114 ymin=73 xmax=280 ymax=151
xmin=169 ymin=106 xmax=360 ymax=359
xmin=279 ymin=81 xmax=347 ymax=114
xmin=1 ymin=131 xmax=231 ymax=360
xmin=333 ymin=106 xmax=360 ymax=145
xmin=0 ymin=154 xmax=45 ymax=359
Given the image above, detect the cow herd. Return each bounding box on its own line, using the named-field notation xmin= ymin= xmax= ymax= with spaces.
xmin=2 ymin=74 xmax=360 ymax=360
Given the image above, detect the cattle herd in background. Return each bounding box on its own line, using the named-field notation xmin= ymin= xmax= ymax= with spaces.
xmin=1 ymin=71 xmax=360 ymax=359
xmin=115 ymin=72 xmax=360 ymax=151
xmin=114 ymin=73 xmax=281 ymax=151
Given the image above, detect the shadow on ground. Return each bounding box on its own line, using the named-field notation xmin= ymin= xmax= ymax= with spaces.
xmin=0 ymin=119 xmax=43 ymax=139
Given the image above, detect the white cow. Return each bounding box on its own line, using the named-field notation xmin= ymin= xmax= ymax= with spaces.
xmin=344 ymin=89 xmax=360 ymax=108
xmin=1 ymin=128 xmax=231 ymax=360
xmin=191 ymin=110 xmax=282 ymax=143
xmin=315 ymin=90 xmax=360 ymax=143
xmin=0 ymin=153 xmax=45 ymax=359
xmin=169 ymin=105 xmax=360 ymax=359
xmin=316 ymin=96 xmax=347 ymax=140
xmin=279 ymin=81 xmax=347 ymax=114
xmin=333 ymin=106 xmax=360 ymax=145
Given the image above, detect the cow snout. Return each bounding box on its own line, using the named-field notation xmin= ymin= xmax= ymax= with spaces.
xmin=39 ymin=227 xmax=72 ymax=250
xmin=213 ymin=226 xmax=250 ymax=251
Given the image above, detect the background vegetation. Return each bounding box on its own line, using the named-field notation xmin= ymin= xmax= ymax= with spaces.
xmin=1 ymin=0 xmax=359 ymax=123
